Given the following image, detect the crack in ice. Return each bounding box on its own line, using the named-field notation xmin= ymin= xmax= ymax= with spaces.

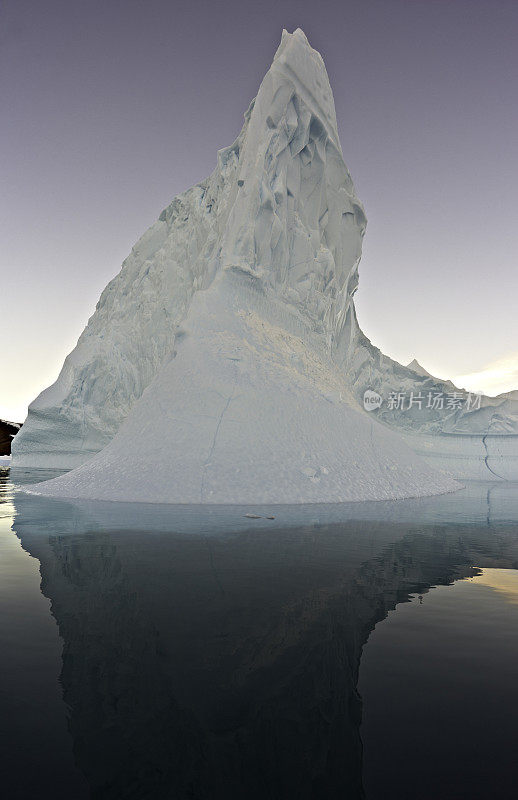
xmin=199 ymin=386 xmax=237 ymax=503
xmin=482 ymin=434 xmax=507 ymax=481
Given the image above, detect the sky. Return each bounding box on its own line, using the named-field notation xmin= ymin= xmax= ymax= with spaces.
xmin=1 ymin=0 xmax=517 ymax=421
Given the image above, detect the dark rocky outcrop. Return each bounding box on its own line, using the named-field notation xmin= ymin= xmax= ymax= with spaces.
xmin=0 ymin=419 xmax=22 ymax=455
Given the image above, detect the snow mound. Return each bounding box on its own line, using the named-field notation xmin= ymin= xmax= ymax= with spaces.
xmin=16 ymin=29 xmax=460 ymax=502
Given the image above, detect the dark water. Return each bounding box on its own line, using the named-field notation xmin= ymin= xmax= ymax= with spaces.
xmin=2 ymin=470 xmax=518 ymax=799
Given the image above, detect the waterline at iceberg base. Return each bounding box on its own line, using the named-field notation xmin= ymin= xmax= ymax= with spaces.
xmin=12 ymin=30 xmax=517 ymax=502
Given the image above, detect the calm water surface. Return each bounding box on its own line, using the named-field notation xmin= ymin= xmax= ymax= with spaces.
xmin=1 ymin=469 xmax=518 ymax=799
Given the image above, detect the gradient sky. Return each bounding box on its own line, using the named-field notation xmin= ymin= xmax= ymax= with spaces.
xmin=2 ymin=0 xmax=518 ymax=421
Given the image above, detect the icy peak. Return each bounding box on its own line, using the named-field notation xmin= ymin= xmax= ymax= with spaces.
xmin=407 ymin=359 xmax=434 ymax=379
xmin=266 ymin=28 xmax=340 ymax=147
xmin=13 ymin=28 xmax=367 ymax=471
xmin=218 ymin=28 xmax=366 ymax=354
xmin=12 ymin=31 xmax=470 ymax=501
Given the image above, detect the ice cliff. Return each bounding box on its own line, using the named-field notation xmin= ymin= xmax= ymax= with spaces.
xmin=13 ymin=29 xmax=515 ymax=501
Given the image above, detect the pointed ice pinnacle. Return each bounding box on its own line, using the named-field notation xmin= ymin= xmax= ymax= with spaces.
xmin=407 ymin=359 xmax=435 ymax=379
xmin=14 ymin=31 xmax=462 ymax=502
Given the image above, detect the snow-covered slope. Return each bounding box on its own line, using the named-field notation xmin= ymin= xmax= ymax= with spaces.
xmin=15 ymin=29 xmax=460 ymax=503
xmin=13 ymin=131 xmax=243 ymax=468
xmin=25 ymin=272 xmax=459 ymax=502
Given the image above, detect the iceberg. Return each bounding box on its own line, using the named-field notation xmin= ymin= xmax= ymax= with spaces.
xmin=12 ymin=29 xmax=517 ymax=501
